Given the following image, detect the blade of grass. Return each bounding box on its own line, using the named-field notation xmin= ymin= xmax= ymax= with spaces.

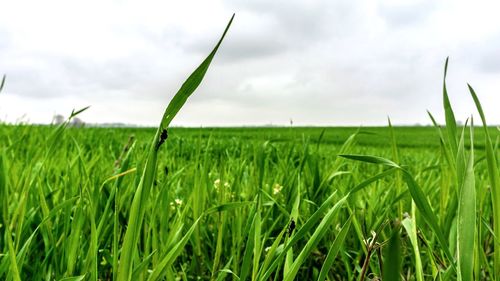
xmin=339 ymin=154 xmax=455 ymax=267
xmin=5 ymin=226 xmax=21 ymax=281
xmin=283 ymin=195 xmax=348 ymax=281
xmin=469 ymin=84 xmax=499 ymax=277
xmin=442 ymin=57 xmax=458 ymax=156
xmin=457 ymin=117 xmax=475 ymax=281
xmin=258 ymin=191 xmax=339 ymax=281
xmin=316 ymin=215 xmax=352 ymax=281
xmin=382 ymin=223 xmax=401 ymax=281
xmin=58 ymin=275 xmax=86 ymax=281
xmin=401 ymin=202 xmax=424 ymax=281
xmin=147 ymin=216 xmax=201 ymax=281
xmin=284 ymin=177 xmax=301 ymax=277
xmin=117 ymin=15 xmax=234 ymax=281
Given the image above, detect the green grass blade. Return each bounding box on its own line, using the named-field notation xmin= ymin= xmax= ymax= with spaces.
xmin=316 ymin=215 xmax=352 ymax=281
xmin=382 ymin=224 xmax=401 ymax=281
xmin=283 ymin=195 xmax=347 ymax=281
xmin=147 ymin=217 xmax=201 ymax=281
xmin=117 ymin=15 xmax=233 ymax=281
xmin=5 ymin=227 xmax=21 ymax=281
xmin=239 ymin=213 xmax=256 ymax=281
xmin=402 ymin=203 xmax=424 ymax=281
xmin=457 ymin=118 xmax=475 ymax=281
xmin=442 ymin=57 xmax=458 ymax=155
xmin=284 ymin=177 xmax=301 ymax=277
xmin=340 ymin=154 xmax=454 ymax=266
xmin=258 ymin=191 xmax=339 ymax=281
xmin=159 ymin=14 xmax=234 ymax=130
xmin=258 ymin=227 xmax=287 ymax=279
xmin=58 ymin=276 xmax=86 ymax=281
xmin=338 ymin=154 xmax=400 ymax=168
xmin=400 ymin=169 xmax=454 ymax=267
xmin=469 ymin=84 xmax=499 ymax=277
xmin=427 ymin=110 xmax=456 ymax=171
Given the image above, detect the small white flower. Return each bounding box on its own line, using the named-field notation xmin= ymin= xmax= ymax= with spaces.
xmin=224 ymin=182 xmax=230 ymax=188
xmin=273 ymin=183 xmax=283 ymax=195
xmin=175 ymin=198 xmax=183 ymax=206
xmin=214 ymin=179 xmax=221 ymax=190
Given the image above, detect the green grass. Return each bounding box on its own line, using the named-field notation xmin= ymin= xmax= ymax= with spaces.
xmin=1 ymin=19 xmax=500 ymax=281
xmin=0 ymin=122 xmax=499 ymax=280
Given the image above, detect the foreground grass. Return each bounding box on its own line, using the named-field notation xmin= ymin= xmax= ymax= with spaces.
xmin=0 ymin=120 xmax=498 ymax=280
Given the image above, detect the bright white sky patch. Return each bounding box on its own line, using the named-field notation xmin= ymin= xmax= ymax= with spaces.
xmin=0 ymin=0 xmax=499 ymax=126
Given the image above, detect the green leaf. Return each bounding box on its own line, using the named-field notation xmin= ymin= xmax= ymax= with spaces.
xmin=402 ymin=205 xmax=424 ymax=281
xmin=58 ymin=275 xmax=86 ymax=281
xmin=382 ymin=224 xmax=402 ymax=281
xmin=340 ymin=154 xmax=455 ymax=267
xmin=457 ymin=118 xmax=476 ymax=281
xmin=338 ymin=154 xmax=400 ymax=168
xmin=117 ymin=15 xmax=234 ymax=281
xmin=147 ymin=216 xmax=201 ymax=281
xmin=258 ymin=191 xmax=340 ymax=281
xmin=469 ymin=84 xmax=499 ymax=277
xmin=316 ymin=215 xmax=352 ymax=281
xmin=283 ymin=195 xmax=347 ymax=281
xmin=442 ymin=57 xmax=458 ymax=156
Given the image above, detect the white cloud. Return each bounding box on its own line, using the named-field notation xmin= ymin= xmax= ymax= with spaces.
xmin=0 ymin=0 xmax=499 ymax=126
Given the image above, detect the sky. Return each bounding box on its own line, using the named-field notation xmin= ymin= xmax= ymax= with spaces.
xmin=0 ymin=0 xmax=499 ymax=126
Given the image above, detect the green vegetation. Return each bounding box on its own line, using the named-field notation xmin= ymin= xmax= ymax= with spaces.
xmin=1 ymin=17 xmax=500 ymax=281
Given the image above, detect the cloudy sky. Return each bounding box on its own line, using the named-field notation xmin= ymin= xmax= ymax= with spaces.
xmin=0 ymin=0 xmax=499 ymax=126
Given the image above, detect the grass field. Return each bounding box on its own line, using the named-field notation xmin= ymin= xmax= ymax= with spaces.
xmin=0 ymin=122 xmax=498 ymax=280
xmin=1 ymin=16 xmax=500 ymax=281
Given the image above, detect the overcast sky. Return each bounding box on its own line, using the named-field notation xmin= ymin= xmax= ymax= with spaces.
xmin=0 ymin=0 xmax=499 ymax=126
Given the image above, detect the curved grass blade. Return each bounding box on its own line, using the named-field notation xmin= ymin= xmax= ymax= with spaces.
xmin=338 ymin=154 xmax=400 ymax=168
xmin=258 ymin=191 xmax=340 ymax=281
xmin=402 ymin=203 xmax=424 ymax=281
xmin=58 ymin=276 xmax=86 ymax=281
xmin=283 ymin=195 xmax=348 ymax=281
xmin=147 ymin=217 xmax=201 ymax=281
xmin=5 ymin=227 xmax=21 ymax=281
xmin=159 ymin=15 xmax=234 ymax=130
xmin=340 ymin=154 xmax=455 ymax=267
xmin=117 ymin=15 xmax=234 ymax=281
xmin=442 ymin=57 xmax=458 ymax=155
xmin=382 ymin=224 xmax=401 ymax=281
xmin=316 ymin=215 xmax=352 ymax=281
xmin=469 ymin=84 xmax=499 ymax=277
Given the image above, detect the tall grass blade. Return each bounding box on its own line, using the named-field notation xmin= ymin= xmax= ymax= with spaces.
xmin=6 ymin=227 xmax=21 ymax=281
xmin=316 ymin=215 xmax=352 ymax=281
xmin=147 ymin=217 xmax=201 ymax=281
xmin=382 ymin=224 xmax=401 ymax=281
xmin=339 ymin=154 xmax=454 ymax=266
xmin=402 ymin=203 xmax=424 ymax=281
xmin=283 ymin=195 xmax=347 ymax=281
xmin=457 ymin=117 xmax=475 ymax=281
xmin=117 ymin=15 xmax=234 ymax=281
xmin=442 ymin=57 xmax=458 ymax=155
xmin=469 ymin=84 xmax=500 ymax=277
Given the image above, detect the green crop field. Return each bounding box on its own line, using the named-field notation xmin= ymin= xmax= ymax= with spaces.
xmin=1 ymin=16 xmax=500 ymax=281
